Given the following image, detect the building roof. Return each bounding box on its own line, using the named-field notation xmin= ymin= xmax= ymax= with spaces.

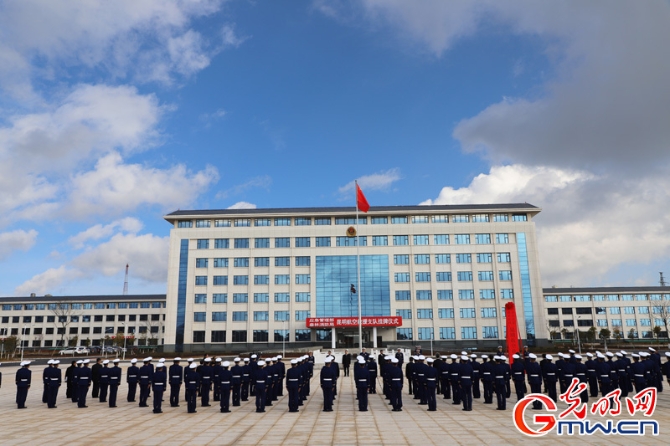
xmin=543 ymin=286 xmax=670 ymax=294
xmin=165 ymin=203 xmax=540 ymax=219
xmin=0 ymin=294 xmax=166 ymax=304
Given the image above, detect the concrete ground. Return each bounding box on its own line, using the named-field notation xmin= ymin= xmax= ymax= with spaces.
xmin=0 ymin=363 xmax=667 ymax=445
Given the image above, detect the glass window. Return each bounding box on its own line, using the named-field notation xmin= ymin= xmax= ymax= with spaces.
xmin=295 ymin=310 xmax=310 ymax=321
xmin=394 ymin=273 xmax=410 ymax=283
xmin=275 ymin=218 xmax=291 ymax=226
xmin=493 ymin=213 xmax=509 ymax=222
xmin=372 ymin=235 xmax=388 ymax=246
xmin=295 ymin=292 xmax=310 ymax=302
xmin=497 ymin=252 xmax=511 ymax=263
xmin=212 ymin=312 xmax=226 ymax=322
xmin=178 ymin=221 xmax=193 ymax=228
xmin=478 ymin=271 xmax=494 ymax=281
xmin=499 ymin=270 xmax=512 ymax=280
xmin=274 ymin=293 xmax=290 ymax=303
xmin=194 ymin=294 xmax=207 ymax=304
xmin=483 ymin=326 xmax=499 ymax=338
xmin=438 ymin=308 xmax=454 ymax=319
xmin=396 ymin=328 xmax=412 ymax=340
xmin=214 ymin=239 xmax=229 ymax=249
xmin=197 ymin=239 xmax=209 ymax=249
xmin=435 ymin=254 xmax=450 ymax=264
xmin=295 ymin=217 xmax=311 ymax=226
xmin=195 ymin=276 xmax=207 ymax=286
xmin=295 ymin=237 xmax=310 ymax=247
xmin=625 ymin=319 xmax=637 ymax=327
xmin=480 ymin=289 xmax=496 ymax=299
xmin=275 ymin=257 xmax=290 ymax=267
xmin=512 ymin=214 xmax=528 ymax=221
xmin=214 ymin=258 xmax=228 ymax=268
xmin=452 ymin=214 xmax=469 ymax=223
xmin=234 ymin=219 xmax=250 ymax=227
xmin=623 ymin=306 xmax=635 ymax=314
xmin=395 ymin=291 xmax=411 ymax=301
xmin=418 ymin=327 xmax=434 ymax=339
xmin=456 ymin=254 xmax=471 ymax=263
xmin=637 ymin=306 xmax=649 ymax=314
xmin=455 ymin=234 xmax=470 ymax=244
xmin=475 ymin=233 xmax=491 ymax=244
xmin=295 ymin=274 xmax=310 ymax=284
xmin=275 ymin=237 xmax=291 ymax=248
xmin=459 ymin=289 xmax=474 ymax=300
xmin=335 ymin=217 xmax=366 ymax=225
xmin=336 ymin=236 xmax=367 ymax=246
xmin=393 ymin=235 xmax=409 ymax=246
xmin=481 ymin=307 xmax=497 ymax=318
xmin=436 ymin=272 xmax=451 ymax=282
xmin=314 ymin=218 xmax=331 ymax=225
xmin=232 ymin=330 xmax=247 ymax=342
xmin=295 ymin=329 xmax=311 ymax=341
xmin=232 ymin=311 xmax=248 ymax=322
xmin=609 ymin=307 xmax=621 ymax=314
xmin=472 ymin=214 xmax=489 ymax=222
xmin=412 ymin=216 xmax=429 ymax=224
xmin=234 ymin=257 xmax=249 ymax=267
xmin=254 ymin=257 xmax=270 ymax=267
xmin=233 ymin=293 xmax=248 ymax=303
xmin=255 ymin=218 xmax=271 ymax=227
xmin=254 ymin=275 xmax=269 ymax=285
xmin=255 ymin=238 xmax=270 ymax=248
xmin=461 ymin=327 xmax=477 ymax=339
xmin=211 ymin=331 xmax=226 ymax=342
xmin=434 ymin=234 xmax=449 ymax=245
xmin=457 ymin=271 xmax=473 ymax=281
xmin=196 ymin=258 xmax=208 ymax=268
xmin=396 ymin=309 xmax=411 ymax=320
xmin=439 ymin=327 xmax=455 ymax=339
xmin=437 ymin=290 xmax=453 ymax=300
xmin=393 ymin=255 xmax=410 ymax=265
xmin=415 ymin=272 xmax=431 ymax=282
xmin=371 ymin=217 xmax=388 ymax=224
xmin=295 ymin=256 xmax=310 ymax=266
xmin=194 ymin=312 xmax=206 ymax=322
xmin=215 ymin=219 xmax=231 ymax=227
xmin=416 ymin=290 xmax=432 ymax=300
xmin=611 ymin=319 xmax=622 ymax=327
xmin=275 ymin=274 xmax=290 ymax=285
xmin=253 ymin=311 xmax=269 ymax=321
xmin=274 ymin=330 xmax=289 ymax=342
xmin=192 ymin=331 xmax=205 ymax=342
xmin=460 ymin=308 xmax=476 ymax=318
xmin=495 ymin=233 xmax=509 ymax=244
xmin=234 ymin=238 xmax=249 ymax=249
xmin=432 ymin=215 xmax=449 ymax=223
xmin=414 ymin=254 xmax=430 ymax=264
xmin=195 ymin=219 xmax=210 ymax=228
xmin=213 ymin=275 xmax=228 ymax=285
xmin=391 ymin=216 xmax=408 ymax=224
xmin=254 ymin=293 xmax=269 ymax=303
xmin=413 ymin=235 xmax=429 ymax=245
xmin=275 ymin=311 xmax=289 ymax=321
xmin=213 ymin=293 xmax=227 ymax=303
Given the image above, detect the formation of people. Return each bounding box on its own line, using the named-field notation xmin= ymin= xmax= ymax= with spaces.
xmin=7 ymin=345 xmax=670 ymax=414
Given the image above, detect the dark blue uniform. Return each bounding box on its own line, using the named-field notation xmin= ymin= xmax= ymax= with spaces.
xmin=241 ymin=362 xmax=251 ymax=401
xmin=77 ymin=365 xmax=92 ymax=408
xmin=425 ymin=363 xmax=438 ymax=411
xmin=543 ymin=361 xmax=558 ymax=402
xmin=98 ymin=364 xmax=110 ymax=402
xmin=354 ymin=362 xmax=369 ymax=411
xmin=511 ymin=359 xmax=526 ymax=401
xmin=367 ymin=359 xmax=377 ymax=394
xmin=482 ymin=359 xmax=494 ymax=403
xmin=596 ymin=359 xmax=611 ymax=397
xmin=575 ymin=360 xmax=588 ymax=403
xmin=471 ymin=358 xmax=481 ymax=399
xmin=152 ymin=367 xmax=167 ymax=413
xmin=169 ymin=362 xmax=183 ymax=407
xmin=42 ymin=366 xmax=49 ymax=404
xmin=526 ymin=361 xmax=543 ymax=409
xmin=108 ymin=363 xmax=121 ymax=407
xmin=449 ymin=360 xmax=461 ymax=405
xmin=212 ymin=361 xmax=222 ymax=401
xmin=286 ymin=365 xmax=301 ymax=412
xmin=185 ymin=366 xmax=200 ymax=413
xmin=255 ymin=367 xmax=268 ymax=412
xmin=389 ymin=364 xmax=403 ymax=411
xmin=139 ymin=362 xmax=153 ymax=407
xmin=71 ymin=365 xmax=81 ymax=403
xmin=219 ymin=367 xmax=232 ymax=412
xmin=16 ymin=366 xmax=31 ymax=409
xmin=231 ymin=362 xmax=243 ymax=406
xmin=200 ymin=363 xmax=212 ymax=406
xmin=585 ymin=356 xmax=599 ymax=397
xmin=439 ymin=360 xmax=450 ymax=399
xmin=630 ymin=359 xmax=648 ymax=393
xmin=126 ymin=362 xmax=139 ymax=402
xmin=46 ymin=365 xmax=61 ymax=408
xmin=459 ymin=360 xmax=474 ymax=411
xmin=493 ymin=361 xmax=509 ymax=410
xmin=320 ymin=364 xmax=336 ymax=411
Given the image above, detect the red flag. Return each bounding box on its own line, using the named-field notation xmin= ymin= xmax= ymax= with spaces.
xmin=356 ymin=183 xmax=370 ymax=213
xmin=505 ymin=302 xmax=521 ymax=363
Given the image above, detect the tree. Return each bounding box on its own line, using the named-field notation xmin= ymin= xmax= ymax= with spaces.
xmin=586 ymin=326 xmax=597 ymax=343
xmin=613 ymin=328 xmax=622 ymax=345
xmin=68 ymin=335 xmax=78 ymax=347
xmin=627 ymin=328 xmax=637 ymax=340
xmin=50 ymin=300 xmax=79 ymax=347
xmin=652 ymin=301 xmax=670 ymax=338
xmin=599 ymin=328 xmax=611 ymax=339
xmin=1 ymin=336 xmax=19 ymax=356
xmin=143 ymin=319 xmax=163 ymax=346
xmin=82 ymin=338 xmax=91 ymax=347
xmin=653 ymin=325 xmax=662 ymax=339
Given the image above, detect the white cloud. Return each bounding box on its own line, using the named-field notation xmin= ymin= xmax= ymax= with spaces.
xmin=216 ymin=175 xmax=272 ymax=199
xmin=15 ymin=266 xmax=82 ymax=296
xmin=68 ymin=217 xmax=143 ymax=249
xmin=0 ymin=229 xmax=38 ymax=261
xmin=338 ymin=168 xmax=402 ymax=195
xmin=228 ymin=201 xmax=257 ymax=210
xmin=220 ymin=24 xmax=248 ymax=49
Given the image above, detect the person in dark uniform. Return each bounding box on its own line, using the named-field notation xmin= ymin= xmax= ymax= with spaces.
xmin=367 ymin=357 xmax=378 ymax=394
xmin=493 ymin=356 xmax=508 ymax=410
xmin=77 ymin=359 xmax=92 ymax=408
xmin=405 ymin=357 xmax=414 ymax=395
xmin=330 ymin=356 xmax=340 ymax=399
xmin=574 ymin=355 xmax=588 ymax=403
xmin=219 ymin=360 xmax=232 ymax=413
xmin=543 ymin=354 xmax=558 ymax=402
xmin=249 ymin=354 xmax=258 ymax=397
xmin=414 ymin=356 xmax=427 ymax=404
xmin=395 ymin=349 xmax=405 ymax=366
xmin=425 ymin=358 xmax=438 ymax=411
xmin=71 ymin=360 xmax=82 ymax=403
xmin=98 ymin=360 xmax=110 ymax=403
xmin=138 ymin=358 xmax=153 ymax=407
xmin=65 ymin=360 xmax=76 ymax=401
xmin=231 ymin=357 xmax=242 ymax=407
xmin=126 ymin=358 xmax=139 ymax=402
xmin=264 ymin=358 xmax=275 ymax=406
xmin=433 ymin=354 xmax=443 ymax=395
xmin=255 ymin=360 xmax=268 ymax=413
xmin=615 ymin=353 xmax=628 ymax=398
xmin=286 ymin=359 xmax=301 ymax=412
xmin=241 ymin=358 xmax=251 ymax=402
xmin=437 ymin=356 xmax=450 ymax=400
xmin=212 ymin=357 xmax=222 ymax=402
xmin=276 ymin=355 xmax=286 ymax=397
xmin=481 ymin=355 xmax=494 ymax=404
xmin=91 ymin=357 xmax=102 ymax=398
xmin=596 ymin=353 xmax=612 ymax=397
xmin=169 ymin=357 xmax=183 ymax=407
xmin=630 ymin=354 xmax=648 ymax=393
xmin=46 ymin=359 xmax=61 ymax=408
xmin=389 ymin=358 xmax=403 ymax=411
xmin=562 ymin=354 xmax=577 ymax=396
xmin=108 ymin=359 xmax=121 ymax=407
xmin=458 ymin=355 xmax=473 ymax=411
xmin=42 ymin=359 xmax=52 ymax=404
xmin=526 ymin=354 xmax=543 ymax=410
xmin=342 ymin=350 xmax=352 ymax=377
xmin=15 ymin=361 xmax=32 ymax=409
xmin=496 ymin=346 xmax=504 ymax=358
xmin=449 ymin=354 xmax=461 ymax=405
xmin=585 ymin=352 xmax=599 ymax=397
xmin=183 ymin=358 xmax=194 ymax=402
xmin=321 ymin=357 xmax=336 ymax=411
xmin=152 ymin=362 xmax=167 ymax=413
xmin=200 ymin=357 xmax=213 ymax=407
xmin=354 ymin=357 xmax=369 ymax=411
xmin=359 ymin=348 xmax=370 ymax=362
xmin=185 ymin=362 xmax=200 ymax=413
xmin=511 ymin=354 xmax=526 ymax=401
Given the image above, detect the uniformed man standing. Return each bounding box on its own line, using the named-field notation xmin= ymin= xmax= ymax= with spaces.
xmin=585 ymin=352 xmax=599 ymax=397
xmin=543 ymin=354 xmax=558 ymax=402
xmin=574 ymin=355 xmax=588 ymax=403
xmin=359 ymin=348 xmax=369 ymax=362
xmin=108 ymin=359 xmax=121 ymax=407
xmin=185 ymin=362 xmax=200 ymax=413
xmin=241 ymin=357 xmax=251 ymax=402
xmin=595 ymin=353 xmax=611 ymax=397
xmin=459 ymin=355 xmax=473 ymax=411
xmin=425 ymin=357 xmax=438 ymax=411
xmin=367 ymin=357 xmax=378 ymax=394
xmin=91 ymin=357 xmax=102 ymax=398
xmin=212 ymin=357 xmax=222 ymax=402
xmin=395 ymin=348 xmax=405 ymax=365
xmin=342 ymin=350 xmax=352 ymax=377
xmin=481 ymin=355 xmax=494 ymax=404
xmin=231 ymin=358 xmax=242 ymax=407
xmin=138 ymin=358 xmax=153 ymax=407
xmin=126 ymin=358 xmax=139 ymax=402
xmin=276 ymin=355 xmax=286 ymax=397
xmin=449 ymin=354 xmax=461 ymax=405
xmin=389 ymin=357 xmax=403 ymax=411
xmin=77 ymin=359 xmax=92 ymax=408
xmin=71 ymin=360 xmax=82 ymax=403
xmin=255 ymin=360 xmax=268 ymax=413
xmin=152 ymin=362 xmax=167 ymax=414
xmin=321 ymin=357 xmax=336 ymax=412
xmin=42 ymin=359 xmax=52 ymax=404
xmin=249 ymin=354 xmax=258 ymax=396
xmin=511 ymin=354 xmax=526 ymax=401
xmin=200 ymin=357 xmax=213 ymax=407
xmin=98 ymin=359 xmax=110 ymax=403
xmin=169 ymin=357 xmax=183 ymax=407
xmin=354 ymin=358 xmax=369 ymax=411
xmin=15 ymin=361 xmax=32 ymax=409
xmin=65 ymin=360 xmax=76 ymax=401
xmin=46 ymin=360 xmax=61 ymax=408
xmin=630 ymin=354 xmax=647 ymax=392
xmin=526 ymin=354 xmax=543 ymax=410
xmin=286 ymin=359 xmax=301 ymax=412
xmin=405 ymin=357 xmax=414 ymax=395
xmin=183 ymin=358 xmax=194 ymax=402
xmin=493 ymin=356 xmax=508 ymax=410
xmin=219 ymin=360 xmax=232 ymax=413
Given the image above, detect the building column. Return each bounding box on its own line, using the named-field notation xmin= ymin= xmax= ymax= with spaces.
xmin=331 ymin=328 xmax=337 ymax=349
xmin=373 ymin=327 xmax=378 ymax=348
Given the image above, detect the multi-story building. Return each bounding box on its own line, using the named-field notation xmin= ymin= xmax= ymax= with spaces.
xmin=163 ymin=203 xmax=546 ymax=352
xmin=0 ymin=294 xmax=166 ymax=349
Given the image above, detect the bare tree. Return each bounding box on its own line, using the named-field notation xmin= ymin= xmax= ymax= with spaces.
xmin=142 ymin=318 xmax=163 ymax=346
xmin=50 ymin=300 xmax=79 ymax=347
xmin=652 ymin=302 xmax=670 ymax=338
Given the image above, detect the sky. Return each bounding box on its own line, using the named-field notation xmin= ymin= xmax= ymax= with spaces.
xmin=1 ymin=0 xmax=669 ymax=297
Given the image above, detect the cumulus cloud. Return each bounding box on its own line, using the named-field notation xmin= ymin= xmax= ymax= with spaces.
xmin=67 ymin=217 xmax=143 ymax=249
xmin=15 ymin=266 xmax=83 ymax=296
xmin=338 ymin=168 xmax=402 ymax=195
xmin=228 ymin=201 xmax=257 ymax=210
xmin=0 ymin=229 xmax=38 ymax=261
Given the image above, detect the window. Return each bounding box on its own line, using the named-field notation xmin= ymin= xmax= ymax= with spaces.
xmin=439 ymin=327 xmax=455 ymax=339
xmin=472 ymin=213 xmax=489 ymax=222
xmin=416 ymin=290 xmax=432 ymax=300
xmin=512 ymin=214 xmax=528 ymax=221
xmin=371 ymin=217 xmax=388 ymax=224
xmin=294 ymin=217 xmax=311 ymax=226
xmin=295 ymin=311 xmax=310 ymax=321
xmin=436 ymin=272 xmax=451 ymax=282
xmin=455 ymin=234 xmax=470 ymax=244
xmin=461 ymin=327 xmax=477 ymax=339
xmin=275 ymin=274 xmax=290 ymax=285
xmin=623 ymin=306 xmax=635 ymax=314
xmin=215 ymin=239 xmax=229 ymax=249
xmin=478 ymin=271 xmax=494 ymax=281
xmin=211 ymin=331 xmax=226 ymax=342
xmin=213 ymin=276 xmax=228 ymax=285
xmin=475 ymin=233 xmax=491 ymax=244
xmin=295 ymin=329 xmax=311 ymax=341
xmin=253 ymin=311 xmax=269 ymax=321
xmin=456 ymin=254 xmax=471 ymax=263
xmin=215 ymin=220 xmax=231 ymax=227
xmin=275 ymin=218 xmax=291 ymax=226
xmin=637 ymin=306 xmax=649 ymax=314
xmin=295 ymin=237 xmax=310 ymax=247
xmin=415 ymin=272 xmax=431 ymax=282
xmin=559 ymin=295 xmax=572 ymax=302
xmin=372 ymin=235 xmax=388 ymax=246
xmin=234 ymin=257 xmax=249 ymax=267
xmin=480 ymin=289 xmax=496 ymax=299
xmin=94 ymin=315 xmax=103 ymax=322
xmin=460 ymin=308 xmax=476 ymax=318
xmin=214 ymin=258 xmax=228 ymax=268
xmin=275 ymin=293 xmax=290 ymax=303
xmin=394 ymin=273 xmax=410 ymax=283
xmin=274 ymin=330 xmax=289 ymax=342
xmin=213 ymin=293 xmax=227 ymax=303
xmin=336 ymin=236 xmax=367 ymax=246
xmin=457 ymin=271 xmax=473 ymax=281
xmin=195 ymin=276 xmax=207 ymax=286
xmin=255 ymin=218 xmax=271 ymax=227
xmin=194 ymin=312 xmax=206 ymax=322
xmin=412 ymin=215 xmax=429 ymax=224
xmin=254 ymin=257 xmax=270 ymax=267
xmin=275 ymin=257 xmax=290 ymax=267
xmin=234 ymin=219 xmax=250 ymax=227
xmin=626 ymin=319 xmax=637 ymax=327
xmin=496 ymin=233 xmax=509 ymax=244
xmin=294 ymin=256 xmax=310 ymax=266
xmin=562 ymin=308 xmax=573 ymax=314
xmin=437 ymin=290 xmax=453 ymax=300
xmin=234 ymin=238 xmax=249 ymax=249
xmin=275 ymin=237 xmax=291 ymax=248
xmin=295 ymin=274 xmax=310 ymax=284
xmin=639 ymin=319 xmax=651 ymax=326
xmin=497 ymin=252 xmax=511 ymax=263
xmin=396 ymin=328 xmax=412 ymax=340
xmin=483 ymin=326 xmax=499 ymax=338
xmin=493 ymin=213 xmax=509 ymax=222
xmin=255 ymin=238 xmax=270 ymax=248
xmin=232 ymin=330 xmax=247 ymax=342
xmin=197 ymin=239 xmax=209 ymax=249
xmin=178 ymin=221 xmax=193 ymax=228
xmin=395 ymin=291 xmax=411 ymax=301
xmin=438 ymin=308 xmax=454 ymax=319
xmin=394 ymin=254 xmax=409 ymax=265
xmin=481 ymin=307 xmax=497 ymax=318
xmin=295 ymin=292 xmax=310 ymax=302
xmin=275 ymin=311 xmax=289 ymax=321
xmin=232 ymin=311 xmax=248 ymax=322
xmin=418 ymin=327 xmax=434 ymax=340
xmin=195 ymin=219 xmax=211 ymax=228
xmin=192 ymin=331 xmax=206 ymax=342
xmin=194 ymin=294 xmax=207 ymax=304
xmin=393 ymin=235 xmax=409 ymax=246
xmin=433 ymin=234 xmax=449 ymax=245
xmin=611 ymin=319 xmax=622 ymax=327
xmin=391 ymin=216 xmax=408 ymax=224
xmin=435 ymin=254 xmax=451 ymax=264
xmin=233 ymin=275 xmax=248 ymax=285
xmin=548 ymin=320 xmax=560 ymax=327
xmin=635 ymin=294 xmax=648 ymax=301
xmin=315 ymin=218 xmax=331 ymax=225
xmin=335 ymin=217 xmax=366 ymax=225
xmin=417 ymin=309 xmax=433 ymax=319
xmin=254 ymin=275 xmax=269 ymax=285
xmin=576 ymin=307 xmax=593 ymax=315
xmin=196 ymin=258 xmax=208 ymax=268
xmin=452 ymin=214 xmax=469 ymax=223
xmin=499 ymin=270 xmax=512 ymax=280
xmin=413 ymin=235 xmax=429 ymax=245
xmin=396 ymin=309 xmax=411 ymax=320
xmin=212 ymin=312 xmax=226 ymax=322
xmin=233 ymin=293 xmax=248 ymax=303
xmin=459 ymin=290 xmax=474 ymax=300
xmin=254 ymin=293 xmax=269 ymax=303
xmin=609 ymin=307 xmax=621 ymax=314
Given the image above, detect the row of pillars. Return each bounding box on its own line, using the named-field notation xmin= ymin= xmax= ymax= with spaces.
xmin=331 ymin=326 xmax=377 ymax=349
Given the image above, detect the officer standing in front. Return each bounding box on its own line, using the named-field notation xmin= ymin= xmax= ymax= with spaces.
xmin=231 ymin=357 xmax=242 ymax=407
xmin=108 ymin=359 xmax=121 ymax=407
xmin=46 ymin=360 xmax=61 ymax=408
xmin=425 ymin=358 xmax=438 ymax=411
xmin=169 ymin=357 xmax=183 ymax=407
xmin=320 ymin=357 xmax=336 ymax=412
xmin=200 ymin=357 xmax=213 ymax=407
xmin=152 ymin=362 xmax=167 ymax=413
xmin=354 ymin=357 xmax=369 ymax=411
xmin=286 ymin=359 xmax=301 ymax=413
xmin=219 ymin=360 xmax=232 ymax=413
xmin=16 ymin=361 xmax=32 ymax=409
xmin=526 ymin=354 xmax=543 ymax=410
xmin=185 ymin=362 xmax=200 ymax=413
xmin=126 ymin=358 xmax=139 ymax=402
xmin=511 ymin=353 xmax=526 ymax=401
xmin=42 ymin=359 xmax=52 ymax=404
xmin=389 ymin=357 xmax=403 ymax=411
xmin=342 ymin=350 xmax=352 ymax=377
xmin=459 ymin=355 xmax=474 ymax=411
xmin=255 ymin=360 xmax=268 ymax=413
xmin=493 ymin=356 xmax=508 ymax=410
xmin=138 ymin=357 xmax=153 ymax=407
xmin=98 ymin=359 xmax=110 ymax=403
xmin=77 ymin=359 xmax=92 ymax=408
xmin=543 ymin=354 xmax=558 ymax=402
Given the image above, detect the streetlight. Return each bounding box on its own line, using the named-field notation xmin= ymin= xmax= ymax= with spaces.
xmin=282 ymin=318 xmax=287 ymax=358
xmin=573 ymin=315 xmax=582 ymax=355
xmin=20 ymin=324 xmax=26 ymax=362
xmin=121 ymin=322 xmax=127 ymax=361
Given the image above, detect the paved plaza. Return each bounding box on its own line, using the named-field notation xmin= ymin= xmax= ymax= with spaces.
xmin=0 ymin=363 xmax=668 ymax=445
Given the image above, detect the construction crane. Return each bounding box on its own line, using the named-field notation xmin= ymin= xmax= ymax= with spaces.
xmin=123 ymin=264 xmax=129 ymax=295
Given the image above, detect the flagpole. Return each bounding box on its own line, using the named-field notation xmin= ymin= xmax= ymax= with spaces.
xmin=355 ymin=180 xmax=363 ymax=352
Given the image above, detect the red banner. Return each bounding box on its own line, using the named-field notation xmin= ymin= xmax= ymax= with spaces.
xmin=505 ymin=302 xmax=521 ymax=363
xmin=306 ymin=316 xmax=402 ymax=328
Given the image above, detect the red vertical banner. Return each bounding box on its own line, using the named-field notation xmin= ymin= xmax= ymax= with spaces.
xmin=505 ymin=302 xmax=521 ymax=364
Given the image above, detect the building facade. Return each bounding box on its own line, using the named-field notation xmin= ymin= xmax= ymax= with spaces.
xmin=0 ymin=294 xmax=166 ymax=349
xmin=164 ymin=204 xmax=546 ymax=352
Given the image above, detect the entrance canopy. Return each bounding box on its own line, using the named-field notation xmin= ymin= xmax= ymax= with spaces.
xmin=306 ymin=316 xmax=402 ymax=328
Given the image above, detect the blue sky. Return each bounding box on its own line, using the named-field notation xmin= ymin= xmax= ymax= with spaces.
xmin=1 ymin=1 xmax=669 ymax=296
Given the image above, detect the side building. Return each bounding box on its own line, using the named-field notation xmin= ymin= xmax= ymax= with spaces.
xmin=163 ymin=204 xmax=546 ymax=352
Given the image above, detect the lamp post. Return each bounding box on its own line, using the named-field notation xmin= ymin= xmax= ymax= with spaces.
xmin=20 ymin=324 xmax=26 ymax=362
xmin=121 ymin=322 xmax=127 ymax=361
xmin=282 ymin=318 xmax=287 ymax=358
xmin=574 ymin=315 xmax=582 ymax=355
